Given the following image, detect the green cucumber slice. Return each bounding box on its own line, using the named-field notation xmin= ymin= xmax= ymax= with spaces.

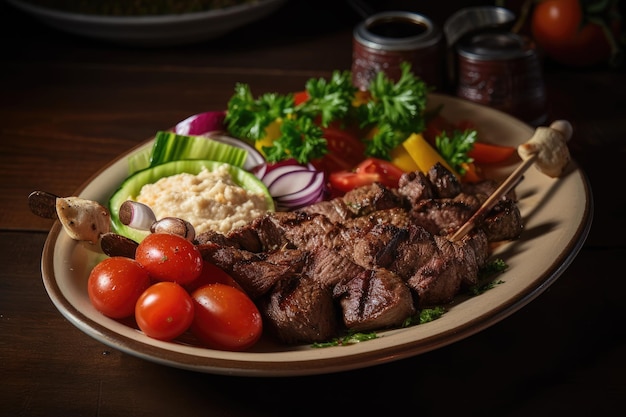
xmin=126 ymin=131 xmax=249 ymax=175
xmin=150 ymin=131 xmax=248 ymax=168
xmin=109 ymin=160 xmax=275 ymax=243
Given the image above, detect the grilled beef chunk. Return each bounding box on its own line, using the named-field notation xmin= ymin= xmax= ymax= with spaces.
xmin=398 ymin=170 xmax=435 ymax=206
xmin=408 ymin=192 xmax=484 ymax=236
xmin=259 ymin=274 xmax=339 ymax=344
xmin=481 ymin=199 xmax=524 ymax=241
xmin=197 ymin=242 xmax=308 ymax=300
xmin=297 ymin=198 xmax=354 ymax=223
xmin=333 ymin=268 xmax=416 ymax=332
xmin=304 ymin=245 xmax=366 ymax=288
xmin=341 ymin=182 xmax=406 ymax=216
xmin=428 ymin=162 xmax=462 ymax=198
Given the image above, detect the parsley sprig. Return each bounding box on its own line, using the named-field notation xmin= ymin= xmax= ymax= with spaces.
xmin=358 ymin=62 xmax=429 ymax=159
xmin=224 ymin=63 xmax=431 ymax=164
xmin=435 ymin=129 xmax=477 ymax=175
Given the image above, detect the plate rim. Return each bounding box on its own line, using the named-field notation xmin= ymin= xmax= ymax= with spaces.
xmin=39 ymin=93 xmax=594 ymax=377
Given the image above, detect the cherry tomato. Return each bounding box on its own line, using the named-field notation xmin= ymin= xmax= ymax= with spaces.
xmin=531 ymin=0 xmax=621 ymax=67
xmin=191 ymin=283 xmax=263 ymax=351
xmin=88 ymin=257 xmax=151 ymax=319
xmin=135 ymin=281 xmax=194 ymax=341
xmin=329 ymin=157 xmax=404 ymax=193
xmin=135 ymin=232 xmax=203 ymax=285
xmin=185 ymin=261 xmax=242 ymax=293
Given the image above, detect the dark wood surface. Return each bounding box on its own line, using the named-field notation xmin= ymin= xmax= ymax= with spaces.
xmin=1 ymin=1 xmax=625 ymax=415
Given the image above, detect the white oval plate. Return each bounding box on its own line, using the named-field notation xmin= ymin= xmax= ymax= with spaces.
xmin=6 ymin=0 xmax=288 ymax=46
xmin=40 ymin=94 xmax=592 ymax=376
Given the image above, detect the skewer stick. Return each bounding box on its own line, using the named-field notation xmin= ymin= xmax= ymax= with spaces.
xmin=450 ymin=154 xmax=537 ymax=242
xmin=450 ymin=119 xmax=572 ymax=242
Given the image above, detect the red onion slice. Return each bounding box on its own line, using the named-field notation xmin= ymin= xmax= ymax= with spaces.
xmin=275 ymin=171 xmax=327 ymax=210
xmin=175 ymin=111 xmax=226 ymax=136
xmin=263 ymin=165 xmax=314 ymax=194
xmin=267 ymin=169 xmax=319 ymax=197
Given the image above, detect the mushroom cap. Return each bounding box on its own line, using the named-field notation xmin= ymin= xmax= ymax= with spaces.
xmin=517 ymin=120 xmax=572 ymax=178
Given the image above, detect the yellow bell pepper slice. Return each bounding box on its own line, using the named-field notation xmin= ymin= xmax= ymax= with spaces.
xmin=390 ymin=145 xmax=420 ymax=172
xmin=255 ymin=119 xmax=283 ymax=155
xmin=402 ymin=133 xmax=459 ymax=178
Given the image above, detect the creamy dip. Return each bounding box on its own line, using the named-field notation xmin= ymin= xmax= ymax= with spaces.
xmin=136 ymin=164 xmax=268 ymax=235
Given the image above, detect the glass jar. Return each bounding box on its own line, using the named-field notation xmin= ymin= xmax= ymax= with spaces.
xmin=455 ymin=31 xmax=547 ymax=125
xmin=352 ymin=11 xmax=445 ymax=91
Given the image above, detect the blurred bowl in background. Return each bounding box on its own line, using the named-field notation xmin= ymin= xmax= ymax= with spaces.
xmin=5 ymin=0 xmax=288 ymax=46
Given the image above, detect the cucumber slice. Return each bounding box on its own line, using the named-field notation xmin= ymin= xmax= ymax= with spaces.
xmin=149 ymin=131 xmax=248 ymax=169
xmin=109 ymin=160 xmax=275 ymax=243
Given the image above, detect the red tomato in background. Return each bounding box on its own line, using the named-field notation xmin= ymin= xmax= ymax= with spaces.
xmin=135 ymin=233 xmax=203 ymax=285
xmin=191 ymin=283 xmax=263 ymax=351
xmin=88 ymin=257 xmax=151 ymax=319
xmin=531 ymin=0 xmax=621 ymax=67
xmin=135 ymin=281 xmax=194 ymax=341
xmin=329 ymin=157 xmax=404 ymax=193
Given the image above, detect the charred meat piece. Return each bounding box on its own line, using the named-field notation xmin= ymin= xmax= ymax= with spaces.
xmin=481 ymin=199 xmax=524 ymax=241
xmin=304 ymin=245 xmax=367 ymax=288
xmin=296 ymin=198 xmax=355 ymax=223
xmin=333 ymin=268 xmax=416 ymax=332
xmin=428 ymin=162 xmax=462 ymax=198
xmin=197 ymin=242 xmax=308 ymax=299
xmin=408 ymin=193 xmax=482 ymax=236
xmin=342 ymin=207 xmax=413 ymax=231
xmin=398 ymin=170 xmax=435 ymax=206
xmin=340 ymin=182 xmax=406 ymax=216
xmin=259 ymin=274 xmax=340 ymax=344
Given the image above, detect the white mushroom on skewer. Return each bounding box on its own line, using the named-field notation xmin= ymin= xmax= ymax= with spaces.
xmin=55 ymin=196 xmax=111 ymax=244
xmin=450 ymin=120 xmax=573 ymax=242
xmin=517 ymin=119 xmax=572 ymax=178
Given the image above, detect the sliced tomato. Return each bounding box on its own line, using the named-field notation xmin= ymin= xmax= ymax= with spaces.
xmin=311 ymin=125 xmax=366 ymax=174
xmin=329 ymin=157 xmax=404 ymax=193
xmin=293 ymin=90 xmax=309 ymax=106
xmin=469 ymin=142 xmax=517 ymax=164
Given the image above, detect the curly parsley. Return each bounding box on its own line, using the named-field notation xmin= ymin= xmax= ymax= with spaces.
xmin=224 ymin=63 xmax=431 ymax=164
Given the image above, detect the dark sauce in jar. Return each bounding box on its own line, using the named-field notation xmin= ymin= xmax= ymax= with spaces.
xmin=352 ymin=11 xmax=444 ymax=91
xmin=367 ymin=19 xmax=428 ymax=39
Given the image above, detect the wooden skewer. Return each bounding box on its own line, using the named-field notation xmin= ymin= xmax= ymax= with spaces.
xmin=449 ymin=153 xmax=537 ymax=242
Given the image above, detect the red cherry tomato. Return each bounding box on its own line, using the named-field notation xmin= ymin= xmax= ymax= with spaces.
xmin=135 ymin=233 xmax=203 ymax=285
xmin=191 ymin=283 xmax=263 ymax=351
xmin=185 ymin=261 xmax=242 ymax=293
xmin=88 ymin=257 xmax=151 ymax=319
xmin=135 ymin=281 xmax=194 ymax=341
xmin=329 ymin=157 xmax=404 ymax=193
xmin=531 ymin=0 xmax=621 ymax=67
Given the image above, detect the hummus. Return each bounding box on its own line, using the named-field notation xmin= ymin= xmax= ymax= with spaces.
xmin=136 ymin=164 xmax=268 ymax=235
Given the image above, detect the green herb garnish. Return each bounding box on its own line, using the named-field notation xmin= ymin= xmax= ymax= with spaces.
xmin=358 ymin=62 xmax=429 ymax=159
xmin=311 ymin=331 xmax=378 ymax=348
xmin=224 ymin=62 xmax=430 ymax=164
xmin=435 ymin=129 xmax=477 ymax=175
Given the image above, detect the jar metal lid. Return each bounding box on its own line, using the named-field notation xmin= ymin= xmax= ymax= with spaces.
xmin=354 ymin=11 xmax=442 ymax=52
xmin=457 ymin=31 xmax=535 ymax=61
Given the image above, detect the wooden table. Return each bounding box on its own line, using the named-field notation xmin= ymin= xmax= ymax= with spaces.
xmin=2 ymin=1 xmax=625 ymax=415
